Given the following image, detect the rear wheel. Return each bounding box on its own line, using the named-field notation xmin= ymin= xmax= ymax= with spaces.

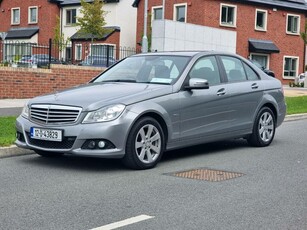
xmin=247 ymin=107 xmax=276 ymax=147
xmin=122 ymin=117 xmax=165 ymax=170
xmin=35 ymin=150 xmax=64 ymax=157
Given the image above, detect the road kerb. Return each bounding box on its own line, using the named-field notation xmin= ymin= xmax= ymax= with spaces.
xmin=0 ymin=145 xmax=34 ymax=158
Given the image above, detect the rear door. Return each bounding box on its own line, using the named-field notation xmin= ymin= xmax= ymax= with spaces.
xmin=218 ymin=55 xmax=264 ymax=132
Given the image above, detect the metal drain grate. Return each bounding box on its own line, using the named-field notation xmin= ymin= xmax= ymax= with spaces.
xmin=168 ymin=168 xmax=244 ymax=182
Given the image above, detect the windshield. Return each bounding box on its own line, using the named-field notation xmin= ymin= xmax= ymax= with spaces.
xmin=92 ymin=55 xmax=190 ymax=85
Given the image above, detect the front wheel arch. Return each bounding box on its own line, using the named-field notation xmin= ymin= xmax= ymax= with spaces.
xmin=122 ymin=116 xmax=166 ymax=170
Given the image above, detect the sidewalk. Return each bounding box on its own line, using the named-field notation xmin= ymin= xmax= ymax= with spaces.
xmin=1 ymin=86 xmax=307 ymax=158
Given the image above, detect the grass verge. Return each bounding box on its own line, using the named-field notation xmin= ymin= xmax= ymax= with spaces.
xmin=0 ymin=96 xmax=307 ymax=147
xmin=285 ymin=96 xmax=307 ymax=115
xmin=0 ymin=116 xmax=17 ymax=147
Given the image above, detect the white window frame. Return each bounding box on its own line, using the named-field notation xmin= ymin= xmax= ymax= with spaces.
xmin=283 ymin=56 xmax=299 ymax=79
xmin=75 ymin=44 xmax=82 ymax=61
xmin=250 ymin=53 xmax=270 ymax=69
xmin=11 ymin=7 xmax=20 ymax=25
xmin=220 ymin=3 xmax=237 ymax=27
xmin=173 ymin=3 xmax=187 ymax=23
xmin=255 ymin=9 xmax=267 ymax=31
xmin=66 ymin=8 xmax=77 ymax=26
xmin=286 ymin=14 xmax=300 ymax=35
xmin=152 ymin=6 xmax=163 ymax=21
xmin=90 ymin=43 xmax=116 ymax=58
xmin=28 ymin=6 xmax=38 ymax=24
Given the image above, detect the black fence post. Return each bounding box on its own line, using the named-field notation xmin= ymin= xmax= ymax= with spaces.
xmin=48 ymin=39 xmax=52 ymax=69
xmin=106 ymin=45 xmax=110 ymax=67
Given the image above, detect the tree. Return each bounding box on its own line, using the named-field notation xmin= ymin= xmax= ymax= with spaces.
xmin=53 ymin=16 xmax=70 ymax=52
xmin=76 ymin=0 xmax=108 ymax=40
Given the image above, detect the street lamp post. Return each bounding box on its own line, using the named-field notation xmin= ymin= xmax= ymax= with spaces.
xmin=142 ymin=0 xmax=148 ymax=53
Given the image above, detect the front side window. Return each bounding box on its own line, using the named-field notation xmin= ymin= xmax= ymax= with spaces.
xmin=255 ymin=9 xmax=267 ymax=31
xmin=29 ymin=7 xmax=38 ymax=24
xmin=174 ymin=4 xmax=187 ymax=22
xmin=220 ymin=56 xmax=247 ymax=82
xmin=66 ymin=9 xmax=77 ymax=25
xmin=220 ymin=4 xmax=236 ymax=27
xmin=287 ymin=14 xmax=300 ymax=34
xmin=284 ymin=56 xmax=298 ymax=78
xmin=189 ymin=56 xmax=221 ymax=85
xmin=153 ymin=6 xmax=163 ymax=20
xmin=11 ymin=8 xmax=20 ymax=24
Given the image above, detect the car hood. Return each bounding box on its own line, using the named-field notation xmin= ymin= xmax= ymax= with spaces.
xmin=28 ymin=82 xmax=173 ymax=111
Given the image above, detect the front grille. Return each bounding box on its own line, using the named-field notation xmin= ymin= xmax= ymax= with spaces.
xmin=30 ymin=104 xmax=82 ymax=125
xmin=26 ymin=132 xmax=76 ymax=149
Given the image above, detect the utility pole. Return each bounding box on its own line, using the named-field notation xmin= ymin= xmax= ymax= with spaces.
xmin=142 ymin=0 xmax=148 ymax=53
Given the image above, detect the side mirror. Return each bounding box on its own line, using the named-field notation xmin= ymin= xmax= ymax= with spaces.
xmin=185 ymin=78 xmax=209 ymax=90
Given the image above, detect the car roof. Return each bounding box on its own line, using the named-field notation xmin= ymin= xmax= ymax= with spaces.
xmin=132 ymin=50 xmax=239 ymax=58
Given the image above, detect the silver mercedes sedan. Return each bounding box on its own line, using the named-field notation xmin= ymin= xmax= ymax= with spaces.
xmin=15 ymin=51 xmax=286 ymax=169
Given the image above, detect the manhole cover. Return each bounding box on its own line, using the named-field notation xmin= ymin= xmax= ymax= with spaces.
xmin=168 ymin=168 xmax=244 ymax=182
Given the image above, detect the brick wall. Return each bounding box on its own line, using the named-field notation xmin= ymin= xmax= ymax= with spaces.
xmin=0 ymin=0 xmax=59 ymax=44
xmin=0 ymin=65 xmax=104 ymax=99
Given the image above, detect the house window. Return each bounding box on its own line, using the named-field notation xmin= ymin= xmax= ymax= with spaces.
xmin=91 ymin=44 xmax=115 ymax=58
xmin=66 ymin=9 xmax=77 ymax=25
xmin=153 ymin=6 xmax=163 ymax=20
xmin=284 ymin=56 xmax=299 ymax=78
xmin=220 ymin=4 xmax=236 ymax=27
xmin=287 ymin=14 xmax=300 ymax=35
xmin=250 ymin=54 xmax=269 ymax=69
xmin=174 ymin=3 xmax=187 ymax=22
xmin=29 ymin=7 xmax=38 ymax=24
xmin=11 ymin=8 xmax=20 ymax=25
xmin=255 ymin=9 xmax=267 ymax=31
xmin=75 ymin=44 xmax=82 ymax=61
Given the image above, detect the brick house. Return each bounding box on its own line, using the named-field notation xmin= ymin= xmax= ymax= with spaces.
xmin=0 ymin=0 xmax=60 ymax=62
xmin=0 ymin=0 xmax=136 ymax=63
xmin=132 ymin=0 xmax=307 ymax=83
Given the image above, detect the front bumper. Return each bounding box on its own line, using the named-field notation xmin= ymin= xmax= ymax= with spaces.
xmin=15 ymin=113 xmax=135 ymax=158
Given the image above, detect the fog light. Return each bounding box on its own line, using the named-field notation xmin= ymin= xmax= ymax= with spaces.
xmin=88 ymin=141 xmax=96 ymax=149
xmin=98 ymin=141 xmax=106 ymax=149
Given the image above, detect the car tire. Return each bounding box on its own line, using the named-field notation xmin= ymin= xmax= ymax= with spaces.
xmin=35 ymin=150 xmax=64 ymax=157
xmin=247 ymin=107 xmax=276 ymax=147
xmin=122 ymin=117 xmax=165 ymax=170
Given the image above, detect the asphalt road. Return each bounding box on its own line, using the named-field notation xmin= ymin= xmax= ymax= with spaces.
xmin=0 ymin=119 xmax=306 ymax=230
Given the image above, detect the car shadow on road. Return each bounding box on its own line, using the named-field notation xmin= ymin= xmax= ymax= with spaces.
xmin=20 ymin=154 xmax=127 ymax=172
xmin=20 ymin=138 xmax=250 ymax=171
xmin=161 ymin=138 xmax=249 ymax=163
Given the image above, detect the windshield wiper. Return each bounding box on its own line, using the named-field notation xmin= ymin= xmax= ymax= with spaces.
xmin=102 ymin=79 xmax=136 ymax=83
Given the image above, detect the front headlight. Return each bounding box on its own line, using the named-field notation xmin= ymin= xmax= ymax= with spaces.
xmin=21 ymin=103 xmax=29 ymax=119
xmin=83 ymin=104 xmax=125 ymax=123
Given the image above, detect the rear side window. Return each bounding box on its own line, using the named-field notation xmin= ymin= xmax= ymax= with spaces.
xmin=243 ymin=62 xmax=259 ymax=80
xmin=220 ymin=56 xmax=247 ymax=82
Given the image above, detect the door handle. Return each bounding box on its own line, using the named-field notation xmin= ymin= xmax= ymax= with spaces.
xmin=217 ymin=88 xmax=226 ymax=96
xmin=251 ymin=83 xmax=258 ymax=89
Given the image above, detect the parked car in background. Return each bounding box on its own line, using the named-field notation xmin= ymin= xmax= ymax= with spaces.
xmin=79 ymin=55 xmax=116 ymax=67
xmin=249 ymin=59 xmax=275 ymax=78
xmin=16 ymin=51 xmax=286 ymax=169
xmin=17 ymin=54 xmax=63 ymax=68
xmin=295 ymin=72 xmax=306 ymax=84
